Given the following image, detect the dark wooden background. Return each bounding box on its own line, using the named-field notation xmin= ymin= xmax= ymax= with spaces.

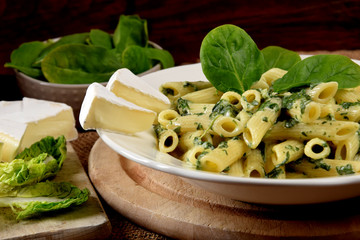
xmin=1 ymin=0 xmax=360 ymax=100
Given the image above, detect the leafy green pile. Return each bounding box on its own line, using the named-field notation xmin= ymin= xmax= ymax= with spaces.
xmin=0 ymin=136 xmax=89 ymax=220
xmin=4 ymin=15 xmax=174 ymax=84
xmin=200 ymin=24 xmax=360 ymax=93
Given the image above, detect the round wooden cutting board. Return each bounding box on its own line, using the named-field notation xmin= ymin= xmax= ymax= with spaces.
xmin=88 ymin=138 xmax=360 ymax=239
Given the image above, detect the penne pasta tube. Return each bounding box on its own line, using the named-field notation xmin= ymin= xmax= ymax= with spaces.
xmin=287 ymin=100 xmax=321 ymax=123
xmin=158 ymin=109 xmax=180 ymax=126
xmin=334 ymin=88 xmax=360 ymax=103
xmin=290 ymin=158 xmax=360 ymax=178
xmin=166 ymin=114 xmax=213 ymax=134
xmin=243 ymin=97 xmax=282 ymax=149
xmin=158 ymin=129 xmax=179 ymax=153
xmin=178 ymin=130 xmax=212 ymax=152
xmin=182 ymin=145 xmax=206 ymax=165
xmin=319 ymin=102 xmax=335 ymax=119
xmin=188 ymin=103 xmax=215 ymax=115
xmin=212 ymin=116 xmax=244 ymax=137
xmin=334 ymin=133 xmax=359 ymax=160
xmin=251 ymin=78 xmax=269 ymax=89
xmin=306 ymin=82 xmax=338 ymax=104
xmin=227 ymin=159 xmax=245 ymax=177
xmin=260 ymin=68 xmax=287 ymax=86
xmin=221 ymin=91 xmax=243 ymax=110
xmin=333 ymin=103 xmax=360 ymax=122
xmin=181 ymin=87 xmax=223 ymax=103
xmin=243 ymin=149 xmax=265 ymax=178
xmin=264 ymin=120 xmax=359 ymax=142
xmin=199 ymin=138 xmax=247 ymax=172
xmin=304 ymin=138 xmax=331 ymax=159
xmin=271 ymin=139 xmax=304 ymax=166
xmin=160 ymin=81 xmax=213 ymax=100
xmin=240 ymin=89 xmax=262 ymax=112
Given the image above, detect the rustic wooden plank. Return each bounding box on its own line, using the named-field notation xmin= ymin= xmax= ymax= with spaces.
xmin=0 ymin=143 xmax=111 ymax=240
xmin=89 ymin=138 xmax=360 ymax=239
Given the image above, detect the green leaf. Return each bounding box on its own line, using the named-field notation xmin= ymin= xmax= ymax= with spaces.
xmin=200 ymin=24 xmax=266 ymax=94
xmin=0 ymin=136 xmax=66 ymax=194
xmin=41 ymin=44 xmax=121 ymax=84
xmin=143 ymin=47 xmax=175 ymax=69
xmin=89 ymin=29 xmax=113 ymax=49
xmin=261 ymin=46 xmax=301 ymax=70
xmin=4 ymin=41 xmax=49 ymax=78
xmin=272 ymin=55 xmax=360 ymax=92
xmin=122 ymin=45 xmax=153 ymax=74
xmin=33 ymin=33 xmax=89 ymax=66
xmin=113 ymin=15 xmax=148 ymax=55
xmin=0 ymin=181 xmax=89 ymax=220
xmin=122 ymin=45 xmax=174 ymax=74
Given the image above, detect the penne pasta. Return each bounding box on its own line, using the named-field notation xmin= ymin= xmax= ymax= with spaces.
xmin=306 ymin=82 xmax=338 ymax=104
xmin=243 ymin=149 xmax=265 ymax=178
xmin=334 ymin=133 xmax=359 ymax=160
xmin=243 ymin=97 xmax=282 ymax=149
xmin=158 ymin=129 xmax=179 ymax=153
xmin=155 ymin=78 xmax=360 ymax=179
xmin=240 ymin=89 xmax=262 ymax=112
xmin=264 ymin=120 xmax=359 ymax=142
xmin=199 ymin=138 xmax=247 ymax=172
xmin=304 ymin=138 xmax=331 ymax=159
xmin=181 ymin=87 xmax=223 ymax=103
xmin=290 ymin=158 xmax=360 ymax=178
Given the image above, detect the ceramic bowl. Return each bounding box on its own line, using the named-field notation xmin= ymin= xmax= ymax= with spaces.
xmin=15 ymin=41 xmax=162 ymax=125
xmin=98 ymin=58 xmax=360 ymax=205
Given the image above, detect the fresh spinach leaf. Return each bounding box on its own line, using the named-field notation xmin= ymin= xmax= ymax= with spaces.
xmin=113 ymin=15 xmax=148 ymax=55
xmin=33 ymin=33 xmax=89 ymax=66
xmin=200 ymin=24 xmax=266 ymax=94
xmin=261 ymin=46 xmax=301 ymax=70
xmin=122 ymin=45 xmax=175 ymax=74
xmin=4 ymin=41 xmax=49 ymax=78
xmin=89 ymin=29 xmax=113 ymax=49
xmin=143 ymin=47 xmax=175 ymax=69
xmin=122 ymin=45 xmax=153 ymax=74
xmin=41 ymin=44 xmax=121 ymax=84
xmin=272 ymin=54 xmax=360 ymax=92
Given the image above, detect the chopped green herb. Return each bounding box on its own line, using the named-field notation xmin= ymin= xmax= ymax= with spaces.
xmin=336 ymin=164 xmax=355 ymax=175
xmin=177 ymin=98 xmax=191 ymax=115
xmin=210 ymin=99 xmax=239 ymax=119
xmin=161 ymin=87 xmax=174 ymax=96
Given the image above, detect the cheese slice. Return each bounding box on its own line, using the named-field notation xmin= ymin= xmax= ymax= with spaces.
xmin=0 ymin=119 xmax=27 ymax=161
xmin=80 ymin=82 xmax=156 ymax=134
xmin=106 ymin=68 xmax=170 ymax=113
xmin=0 ymin=98 xmax=78 ymax=162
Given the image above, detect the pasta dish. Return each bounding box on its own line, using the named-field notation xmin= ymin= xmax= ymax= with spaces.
xmin=154 ymin=68 xmax=360 ymax=179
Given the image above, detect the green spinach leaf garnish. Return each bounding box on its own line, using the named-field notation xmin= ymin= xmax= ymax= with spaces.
xmin=200 ymin=24 xmax=266 ymax=94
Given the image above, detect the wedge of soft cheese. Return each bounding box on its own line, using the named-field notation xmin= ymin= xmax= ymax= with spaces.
xmin=0 ymin=98 xmax=78 ymax=162
xmin=80 ymin=82 xmax=156 ymax=134
xmin=106 ymin=68 xmax=170 ymax=113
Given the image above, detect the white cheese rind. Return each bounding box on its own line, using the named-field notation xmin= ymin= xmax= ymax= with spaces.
xmin=106 ymin=68 xmax=170 ymax=113
xmin=0 ymin=119 xmax=27 ymax=161
xmin=0 ymin=98 xmax=78 ymax=162
xmin=80 ymin=82 xmax=156 ymax=134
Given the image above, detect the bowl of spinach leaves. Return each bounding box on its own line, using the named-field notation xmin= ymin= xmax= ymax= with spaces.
xmin=5 ymin=15 xmax=174 ymax=122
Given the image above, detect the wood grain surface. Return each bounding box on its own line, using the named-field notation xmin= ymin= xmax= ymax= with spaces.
xmin=0 ymin=143 xmax=111 ymax=240
xmin=89 ymin=138 xmax=360 ymax=240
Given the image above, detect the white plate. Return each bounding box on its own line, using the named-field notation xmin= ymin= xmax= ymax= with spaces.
xmin=98 ymin=58 xmax=360 ymax=205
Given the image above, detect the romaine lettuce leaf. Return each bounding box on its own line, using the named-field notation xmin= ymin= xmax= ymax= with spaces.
xmin=0 ymin=136 xmax=66 ymax=194
xmin=0 ymin=181 xmax=89 ymax=220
